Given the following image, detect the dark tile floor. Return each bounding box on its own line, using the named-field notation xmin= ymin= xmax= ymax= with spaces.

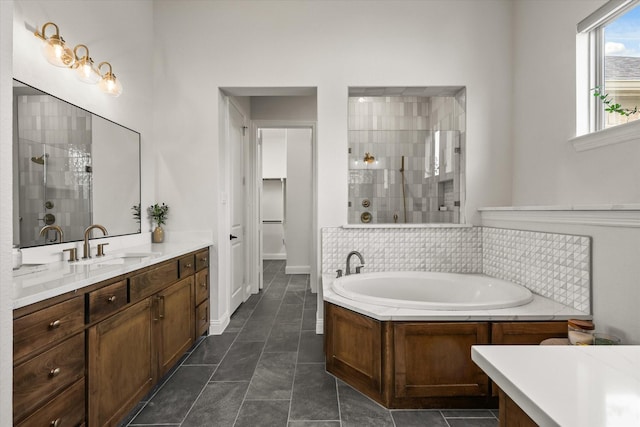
xmin=123 ymin=260 xmax=498 ymax=427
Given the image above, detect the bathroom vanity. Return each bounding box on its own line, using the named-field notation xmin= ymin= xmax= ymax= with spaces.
xmin=12 ymin=242 xmax=211 ymax=427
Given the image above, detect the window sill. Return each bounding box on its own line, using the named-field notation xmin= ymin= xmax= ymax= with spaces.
xmin=570 ymin=120 xmax=640 ymax=152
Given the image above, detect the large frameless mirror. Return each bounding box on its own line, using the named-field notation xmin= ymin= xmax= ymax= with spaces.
xmin=13 ymin=79 xmax=141 ymax=248
xmin=348 ymin=86 xmax=466 ymax=224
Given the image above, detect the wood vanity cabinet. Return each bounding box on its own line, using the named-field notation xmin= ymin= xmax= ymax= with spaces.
xmin=394 ymin=322 xmax=490 ymax=400
xmin=194 ymin=249 xmax=210 ymax=337
xmin=325 ymin=302 xmax=567 ymax=410
xmin=13 ymin=296 xmax=85 ymax=426
xmin=13 ymin=247 xmax=210 ymax=427
xmin=87 ymin=298 xmax=154 ymax=427
xmin=498 ymin=388 xmax=538 ymax=427
xmin=156 ymin=276 xmax=195 ymax=377
xmin=324 ymin=303 xmax=385 ymax=403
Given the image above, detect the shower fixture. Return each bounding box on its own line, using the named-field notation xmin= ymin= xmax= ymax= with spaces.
xmin=31 ymin=153 xmax=49 ymax=165
xmin=363 ymin=152 xmax=375 ymax=164
xmin=400 ymin=156 xmax=407 ymax=223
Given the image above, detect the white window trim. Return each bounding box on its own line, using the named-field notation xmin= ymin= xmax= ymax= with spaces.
xmin=570 ymin=119 xmax=640 ymax=151
xmin=573 ymin=0 xmax=640 ymax=151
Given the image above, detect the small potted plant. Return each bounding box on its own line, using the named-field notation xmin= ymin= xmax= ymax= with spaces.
xmin=148 ymin=203 xmax=169 ymax=243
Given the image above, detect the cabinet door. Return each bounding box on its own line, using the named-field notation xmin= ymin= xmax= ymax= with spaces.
xmin=195 ymin=268 xmax=209 ymax=306
xmin=157 ymin=276 xmax=194 ymax=377
xmin=325 ymin=303 xmax=384 ymax=401
xmin=88 ymin=298 xmax=154 ymax=427
xmin=394 ymin=322 xmax=490 ymax=398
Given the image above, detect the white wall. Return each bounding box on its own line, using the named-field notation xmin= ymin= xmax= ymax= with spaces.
xmin=285 ymin=128 xmax=313 ymax=273
xmin=511 ymin=0 xmax=640 ymax=205
xmin=262 ymin=128 xmax=287 ymax=178
xmin=252 ymin=96 xmax=317 ymax=121
xmin=1 ymin=1 xmax=14 ymax=422
xmin=153 ymin=0 xmax=514 ymax=327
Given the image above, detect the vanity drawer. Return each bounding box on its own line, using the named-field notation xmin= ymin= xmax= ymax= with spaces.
xmin=130 ymin=261 xmax=179 ymax=302
xmin=87 ymin=279 xmax=128 ymax=323
xmin=14 ymin=297 xmax=85 ymax=364
xmin=179 ymin=254 xmax=196 ymax=278
xmin=16 ymin=378 xmax=85 ymax=427
xmin=196 ymin=300 xmax=209 ymax=337
xmin=195 ymin=249 xmax=209 ymax=271
xmin=13 ymin=333 xmax=85 ymax=422
xmin=195 ymin=268 xmax=209 ymax=306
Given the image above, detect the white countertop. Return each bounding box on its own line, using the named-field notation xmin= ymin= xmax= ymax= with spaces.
xmin=322 ymin=274 xmax=589 ymax=321
xmin=13 ymin=240 xmax=212 ymax=309
xmin=472 ymin=345 xmax=640 ymax=427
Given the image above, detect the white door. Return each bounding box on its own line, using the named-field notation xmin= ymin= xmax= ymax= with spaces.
xmin=229 ymin=103 xmax=246 ymax=314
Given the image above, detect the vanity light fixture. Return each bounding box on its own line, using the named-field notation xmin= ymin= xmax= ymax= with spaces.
xmin=97 ymin=62 xmax=123 ymax=97
xmin=72 ymin=45 xmax=100 ymax=84
xmin=33 ymin=21 xmax=123 ymax=96
xmin=34 ymin=22 xmax=75 ymax=68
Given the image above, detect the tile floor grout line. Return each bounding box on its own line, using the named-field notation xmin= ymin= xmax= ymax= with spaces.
xmin=175 ymin=358 xmax=218 ymax=426
xmin=287 ymin=273 xmax=306 ymax=425
xmin=232 ymin=262 xmax=287 ymax=427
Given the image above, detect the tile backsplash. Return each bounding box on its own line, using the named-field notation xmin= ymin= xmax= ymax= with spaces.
xmin=483 ymin=227 xmax=591 ymax=313
xmin=322 ymin=226 xmax=591 ymax=313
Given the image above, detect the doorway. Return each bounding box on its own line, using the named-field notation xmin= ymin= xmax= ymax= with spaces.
xmin=220 ymin=88 xmax=318 ymax=327
xmin=258 ymin=126 xmax=314 ymax=282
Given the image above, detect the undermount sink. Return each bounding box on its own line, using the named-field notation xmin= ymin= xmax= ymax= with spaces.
xmin=75 ymin=251 xmax=161 ymax=266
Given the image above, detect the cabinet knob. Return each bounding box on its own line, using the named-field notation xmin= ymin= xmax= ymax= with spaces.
xmin=49 ymin=367 xmax=61 ymax=377
xmin=49 ymin=320 xmax=61 ymax=329
xmin=50 ymin=418 xmax=61 ymax=427
xmin=107 ymin=295 xmax=117 ymax=303
xmin=200 ymin=281 xmax=207 ymax=288
xmin=185 ymin=263 xmax=193 ymax=269
xmin=200 ymin=257 xmax=208 ymax=263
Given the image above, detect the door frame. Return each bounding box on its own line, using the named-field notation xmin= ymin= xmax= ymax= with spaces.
xmin=228 ymin=98 xmax=249 ymax=312
xmin=251 ymin=120 xmax=318 ymax=294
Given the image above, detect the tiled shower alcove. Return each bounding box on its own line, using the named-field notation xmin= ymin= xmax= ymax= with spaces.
xmin=322 ymin=226 xmax=591 ymax=313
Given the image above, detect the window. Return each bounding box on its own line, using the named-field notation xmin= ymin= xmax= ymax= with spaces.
xmin=579 ymin=1 xmax=640 ymax=132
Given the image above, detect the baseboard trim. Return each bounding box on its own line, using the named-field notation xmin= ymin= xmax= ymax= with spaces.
xmin=208 ymin=312 xmax=230 ymax=335
xmin=264 ymin=253 xmax=287 ymax=260
xmin=285 ymin=265 xmax=311 ymax=274
xmin=316 ymin=317 xmax=324 ymax=335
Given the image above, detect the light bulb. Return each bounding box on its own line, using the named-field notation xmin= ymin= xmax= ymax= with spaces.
xmin=73 ymin=45 xmax=100 ymax=84
xmin=75 ymin=58 xmax=100 ymax=84
xmin=98 ymin=74 xmax=123 ymax=97
xmin=42 ymin=36 xmax=75 ymax=67
xmin=98 ymin=62 xmax=123 ymax=97
xmin=35 ymin=23 xmax=75 ymax=67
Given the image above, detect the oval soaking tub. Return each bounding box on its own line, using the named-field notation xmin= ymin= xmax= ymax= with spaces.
xmin=331 ymin=271 xmax=533 ymax=310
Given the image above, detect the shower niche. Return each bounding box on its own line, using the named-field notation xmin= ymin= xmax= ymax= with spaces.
xmin=348 ymin=87 xmax=466 ymax=224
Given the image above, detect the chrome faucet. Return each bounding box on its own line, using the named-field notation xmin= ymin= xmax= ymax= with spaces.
xmin=345 ymin=250 xmax=365 ymax=276
xmin=83 ymin=224 xmax=108 ymax=259
xmin=39 ymin=225 xmax=64 ymax=243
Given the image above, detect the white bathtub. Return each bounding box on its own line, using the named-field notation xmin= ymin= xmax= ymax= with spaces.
xmin=331 ymin=271 xmax=534 ymax=310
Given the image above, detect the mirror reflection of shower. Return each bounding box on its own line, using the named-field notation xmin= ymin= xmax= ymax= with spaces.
xmin=348 ymin=86 xmax=466 ymax=224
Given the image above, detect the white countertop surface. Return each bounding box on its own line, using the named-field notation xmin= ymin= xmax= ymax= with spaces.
xmin=321 ymin=274 xmax=589 ymax=321
xmin=13 ymin=239 xmax=212 ymax=309
xmin=472 ymin=345 xmax=640 ymax=427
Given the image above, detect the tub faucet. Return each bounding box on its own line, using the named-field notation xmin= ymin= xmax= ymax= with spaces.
xmin=82 ymin=224 xmax=108 ymax=259
xmin=345 ymin=251 xmax=365 ymax=276
xmin=39 ymin=225 xmax=64 ymax=243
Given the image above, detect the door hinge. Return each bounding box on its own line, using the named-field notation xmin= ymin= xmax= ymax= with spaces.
xmin=454 ymin=147 xmax=461 ymax=154
xmin=242 ymin=126 xmax=248 ymax=136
